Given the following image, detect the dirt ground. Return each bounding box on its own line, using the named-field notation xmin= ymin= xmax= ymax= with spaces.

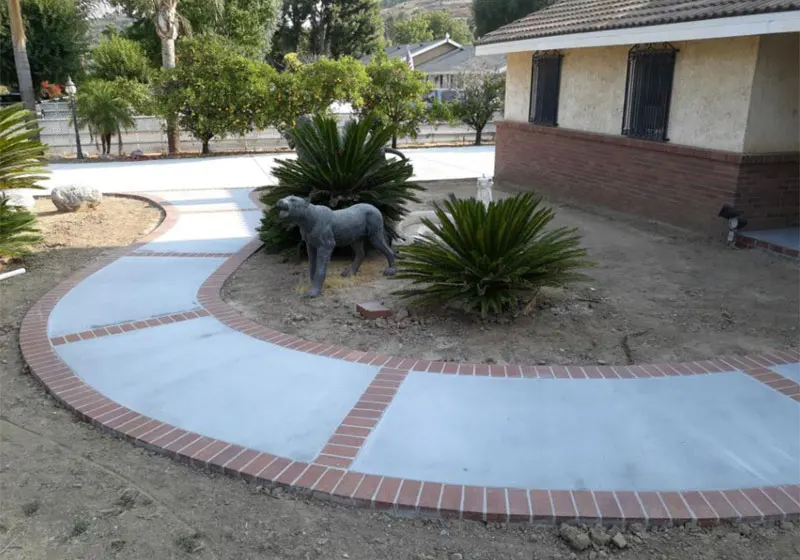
xmin=2 ymin=190 xmax=799 ymax=560
xmin=223 ymin=181 xmax=799 ymax=366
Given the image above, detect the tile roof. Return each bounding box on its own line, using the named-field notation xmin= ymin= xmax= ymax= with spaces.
xmin=415 ymin=45 xmax=507 ymax=73
xmin=476 ymin=0 xmax=800 ymax=45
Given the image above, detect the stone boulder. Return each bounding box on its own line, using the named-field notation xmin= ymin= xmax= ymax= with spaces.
xmin=51 ymin=185 xmax=103 ymax=212
xmin=1 ymin=190 xmax=36 ymax=211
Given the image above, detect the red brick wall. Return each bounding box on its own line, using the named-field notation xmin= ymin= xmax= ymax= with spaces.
xmin=735 ymin=154 xmax=800 ymax=230
xmin=495 ymin=121 xmax=799 ymax=234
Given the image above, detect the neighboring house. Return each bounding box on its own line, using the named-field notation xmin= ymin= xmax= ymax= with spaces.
xmin=475 ymin=0 xmax=800 ymax=235
xmin=363 ymin=35 xmax=506 ymax=100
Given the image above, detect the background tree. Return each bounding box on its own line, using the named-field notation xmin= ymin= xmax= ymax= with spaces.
xmin=450 ymin=72 xmax=504 ymax=145
xmin=271 ymin=0 xmax=381 ymax=59
xmin=361 ymin=52 xmax=430 ymax=148
xmin=271 ymin=53 xmax=369 ymax=134
xmin=471 ymin=0 xmax=551 ymax=38
xmin=90 ymin=35 xmax=153 ymax=83
xmin=0 ymin=0 xmax=89 ymax=92
xmin=5 ymin=0 xmax=36 ymax=112
xmin=392 ymin=11 xmax=471 ymax=44
xmin=157 ymin=35 xmax=277 ymax=154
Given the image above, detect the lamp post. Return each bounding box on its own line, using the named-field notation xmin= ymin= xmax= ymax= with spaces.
xmin=64 ymin=77 xmax=83 ymax=159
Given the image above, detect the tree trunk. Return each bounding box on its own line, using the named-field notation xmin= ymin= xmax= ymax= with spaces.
xmin=103 ymin=134 xmax=112 ymax=155
xmin=391 ymin=134 xmax=397 ymax=149
xmin=474 ymin=126 xmax=483 ymax=146
xmin=201 ymin=137 xmax=211 ymax=154
xmin=117 ymin=130 xmax=123 ymax=155
xmin=8 ymin=0 xmax=39 ymax=137
xmin=156 ymin=2 xmax=180 ymax=154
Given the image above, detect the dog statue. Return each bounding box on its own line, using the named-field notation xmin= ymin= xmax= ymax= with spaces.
xmin=275 ymin=195 xmax=396 ymax=297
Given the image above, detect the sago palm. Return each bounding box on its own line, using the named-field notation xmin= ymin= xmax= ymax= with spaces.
xmin=395 ymin=193 xmax=592 ymax=317
xmin=0 ymin=104 xmax=48 ymax=190
xmin=259 ymin=114 xmax=424 ymax=253
xmin=0 ymin=195 xmax=41 ymax=257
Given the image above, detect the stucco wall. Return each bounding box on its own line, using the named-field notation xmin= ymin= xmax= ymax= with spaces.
xmin=504 ymin=52 xmax=532 ymax=122
xmin=558 ymin=46 xmax=629 ymax=135
xmin=743 ymin=33 xmax=800 ymax=153
xmin=668 ymin=36 xmax=759 ymax=152
xmin=500 ymin=36 xmax=785 ymax=153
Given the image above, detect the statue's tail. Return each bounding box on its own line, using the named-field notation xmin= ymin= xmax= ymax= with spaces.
xmin=383 ymin=147 xmax=407 ymax=161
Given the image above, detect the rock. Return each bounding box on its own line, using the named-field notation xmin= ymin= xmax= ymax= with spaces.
xmin=629 ymin=522 xmax=645 ymax=536
xmin=779 ymin=520 xmax=795 ymax=531
xmin=738 ymin=524 xmax=753 ymax=537
xmin=110 ymin=539 xmax=126 ymax=552
xmin=1 ymin=191 xmax=35 ymax=210
xmin=395 ymin=308 xmax=409 ymax=322
xmin=559 ymin=524 xmax=591 ymax=551
xmin=449 ymin=554 xmax=463 ymax=560
xmin=51 ymin=185 xmax=102 ymax=212
xmin=130 ymin=149 xmax=145 ymax=159
xmin=588 ymin=552 xmax=598 ymax=560
xmin=610 ymin=532 xmax=628 ymax=549
xmin=589 ymin=527 xmax=611 ymax=546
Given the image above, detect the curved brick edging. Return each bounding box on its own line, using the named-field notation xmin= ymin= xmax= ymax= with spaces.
xmin=19 ymin=190 xmax=800 ymax=527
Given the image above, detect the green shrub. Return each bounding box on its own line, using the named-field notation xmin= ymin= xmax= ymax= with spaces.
xmin=394 ymin=193 xmax=591 ymax=317
xmin=0 ymin=196 xmax=41 ymax=257
xmin=0 ymin=104 xmax=48 ymax=190
xmin=258 ymin=114 xmax=424 ymax=253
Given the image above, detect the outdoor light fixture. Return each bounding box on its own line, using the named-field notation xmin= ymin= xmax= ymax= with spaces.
xmin=64 ymin=77 xmax=84 ymax=160
xmin=719 ymin=204 xmax=747 ymax=246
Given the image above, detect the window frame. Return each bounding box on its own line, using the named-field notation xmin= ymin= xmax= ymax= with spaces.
xmin=529 ymin=51 xmax=563 ymax=127
xmin=621 ymin=43 xmax=678 ymax=142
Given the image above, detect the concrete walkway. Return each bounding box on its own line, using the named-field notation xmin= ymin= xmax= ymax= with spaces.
xmin=20 ymin=147 xmax=800 ymax=525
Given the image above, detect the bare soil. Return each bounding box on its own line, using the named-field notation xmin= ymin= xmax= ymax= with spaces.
xmin=224 ymin=181 xmax=799 ymax=366
xmin=1 ymin=189 xmax=799 ymax=559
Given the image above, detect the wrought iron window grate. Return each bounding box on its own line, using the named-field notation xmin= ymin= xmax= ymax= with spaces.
xmin=529 ymin=52 xmax=562 ymax=126
xmin=622 ymin=44 xmax=677 ymax=141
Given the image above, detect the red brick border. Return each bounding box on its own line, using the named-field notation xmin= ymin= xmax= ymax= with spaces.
xmin=735 ymin=233 xmax=800 ymax=259
xmin=19 ymin=190 xmax=800 ymax=526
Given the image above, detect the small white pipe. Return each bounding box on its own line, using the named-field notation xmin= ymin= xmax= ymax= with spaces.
xmin=0 ymin=267 xmax=26 ymax=282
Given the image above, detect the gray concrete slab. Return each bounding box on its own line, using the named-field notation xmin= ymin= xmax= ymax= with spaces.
xmin=149 ymin=188 xmax=259 ymax=212
xmin=351 ymin=372 xmax=800 ymax=491
xmin=771 ymin=362 xmax=800 ymax=384
xmin=48 ymin=256 xmax=223 ymax=336
xmin=134 ymin=211 xmax=260 ymax=254
xmin=55 ymin=317 xmax=377 ymax=462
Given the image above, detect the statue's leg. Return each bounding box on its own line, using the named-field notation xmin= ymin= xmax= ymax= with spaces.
xmin=369 ymin=230 xmax=396 ymax=276
xmin=307 ymin=245 xmax=333 ymax=297
xmin=307 ymin=243 xmax=317 ymax=284
xmin=342 ymin=240 xmax=365 ymax=277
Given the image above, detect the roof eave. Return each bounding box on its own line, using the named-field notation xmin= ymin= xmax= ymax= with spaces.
xmin=475 ymin=11 xmax=800 ymax=55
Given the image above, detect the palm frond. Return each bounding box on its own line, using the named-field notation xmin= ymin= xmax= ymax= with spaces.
xmin=0 ymin=104 xmax=48 ymax=190
xmin=395 ymin=193 xmax=593 ymax=317
xmin=0 ymin=195 xmax=41 ymax=257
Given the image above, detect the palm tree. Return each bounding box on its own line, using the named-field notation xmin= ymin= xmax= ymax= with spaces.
xmin=153 ymin=0 xmax=180 ymax=153
xmin=75 ymin=81 xmax=136 ymax=156
xmin=7 ymin=0 xmax=37 ymax=114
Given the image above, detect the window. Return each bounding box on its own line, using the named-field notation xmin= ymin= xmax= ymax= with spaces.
xmin=529 ymin=52 xmax=562 ymax=126
xmin=622 ymin=44 xmax=677 ymax=141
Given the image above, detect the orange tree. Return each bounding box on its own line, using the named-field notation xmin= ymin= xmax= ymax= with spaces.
xmin=157 ymin=34 xmax=277 ymax=154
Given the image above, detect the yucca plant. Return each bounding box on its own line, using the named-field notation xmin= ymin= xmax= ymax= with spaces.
xmin=259 ymin=114 xmax=424 ymax=253
xmin=0 ymin=196 xmax=41 ymax=257
xmin=395 ymin=193 xmax=592 ymax=317
xmin=0 ymin=104 xmax=48 ymax=190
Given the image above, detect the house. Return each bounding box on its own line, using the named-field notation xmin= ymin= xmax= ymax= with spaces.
xmin=363 ymin=36 xmax=506 ymax=99
xmin=475 ymin=0 xmax=800 ymax=236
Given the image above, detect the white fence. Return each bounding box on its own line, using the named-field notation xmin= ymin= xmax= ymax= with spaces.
xmin=40 ymin=110 xmax=496 ymax=157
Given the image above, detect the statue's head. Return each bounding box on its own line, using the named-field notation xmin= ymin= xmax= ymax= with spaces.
xmin=275 ymin=195 xmax=309 ymax=221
